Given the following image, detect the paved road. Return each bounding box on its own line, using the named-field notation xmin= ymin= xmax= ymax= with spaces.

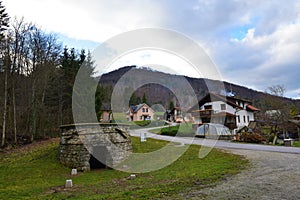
xmin=130 ymin=127 xmax=300 ymax=154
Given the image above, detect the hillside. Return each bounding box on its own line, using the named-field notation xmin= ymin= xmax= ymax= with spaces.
xmin=98 ymin=66 xmax=300 ymax=110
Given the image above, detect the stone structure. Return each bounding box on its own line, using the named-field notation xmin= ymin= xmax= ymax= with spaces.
xmin=59 ymin=123 xmax=132 ymax=171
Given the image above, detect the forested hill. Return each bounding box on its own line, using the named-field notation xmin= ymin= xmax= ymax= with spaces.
xmin=98 ymin=66 xmax=300 ymax=109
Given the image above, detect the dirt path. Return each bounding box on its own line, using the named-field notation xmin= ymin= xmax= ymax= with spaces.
xmin=184 ymin=149 xmax=300 ymax=200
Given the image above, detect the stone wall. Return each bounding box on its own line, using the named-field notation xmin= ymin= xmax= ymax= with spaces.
xmin=59 ymin=123 xmax=132 ymax=171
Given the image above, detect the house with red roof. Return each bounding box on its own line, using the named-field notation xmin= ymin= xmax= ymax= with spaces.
xmin=190 ymin=93 xmax=260 ymax=129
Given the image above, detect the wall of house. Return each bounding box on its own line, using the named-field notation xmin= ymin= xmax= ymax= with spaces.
xmin=202 ymin=101 xmax=236 ymax=114
xmin=201 ymin=101 xmax=255 ymax=128
xmin=236 ymin=110 xmax=254 ymax=128
xmin=101 ymin=111 xmax=111 ymax=122
xmin=128 ymin=105 xmax=154 ymax=121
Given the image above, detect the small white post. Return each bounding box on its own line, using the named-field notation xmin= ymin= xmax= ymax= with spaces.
xmin=140 ymin=132 xmax=147 ymax=142
xmin=130 ymin=174 xmax=136 ymax=180
xmin=71 ymin=169 xmax=77 ymax=176
xmin=65 ymin=179 xmax=73 ymax=188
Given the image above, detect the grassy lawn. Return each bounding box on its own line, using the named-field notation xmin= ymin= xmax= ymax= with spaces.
xmin=150 ymin=123 xmax=194 ymax=137
xmin=111 ymin=112 xmax=166 ymax=129
xmin=0 ymin=137 xmax=248 ymax=199
xmin=293 ymin=141 xmax=300 ymax=147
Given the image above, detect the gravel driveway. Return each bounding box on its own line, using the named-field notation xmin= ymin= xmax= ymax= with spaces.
xmin=184 ymin=149 xmax=300 ymax=200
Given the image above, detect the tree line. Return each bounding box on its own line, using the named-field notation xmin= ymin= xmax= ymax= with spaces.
xmin=0 ymin=1 xmax=99 ymax=147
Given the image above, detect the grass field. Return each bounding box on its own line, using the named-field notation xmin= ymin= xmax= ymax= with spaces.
xmin=150 ymin=123 xmax=194 ymax=137
xmin=293 ymin=141 xmax=300 ymax=147
xmin=0 ymin=137 xmax=248 ymax=199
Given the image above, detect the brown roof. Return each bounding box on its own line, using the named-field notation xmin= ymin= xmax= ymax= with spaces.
xmin=189 ymin=93 xmax=244 ymax=112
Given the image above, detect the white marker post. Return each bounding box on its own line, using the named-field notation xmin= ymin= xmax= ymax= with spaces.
xmin=71 ymin=169 xmax=77 ymax=176
xmin=65 ymin=179 xmax=73 ymax=188
xmin=140 ymin=132 xmax=147 ymax=142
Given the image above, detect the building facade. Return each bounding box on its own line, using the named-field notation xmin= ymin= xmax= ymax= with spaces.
xmin=127 ymin=103 xmax=154 ymax=121
xmin=191 ymin=93 xmax=259 ymax=129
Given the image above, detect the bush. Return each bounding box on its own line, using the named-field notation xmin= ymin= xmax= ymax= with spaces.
xmin=130 ymin=120 xmax=166 ymax=129
xmin=134 ymin=120 xmax=151 ymax=127
xmin=240 ymin=132 xmax=265 ymax=143
xmin=268 ymin=134 xmax=275 ymax=143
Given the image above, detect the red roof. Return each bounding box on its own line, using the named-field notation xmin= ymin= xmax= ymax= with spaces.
xmin=246 ymin=105 xmax=260 ymax=111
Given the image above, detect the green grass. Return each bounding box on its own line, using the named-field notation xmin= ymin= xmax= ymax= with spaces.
xmin=293 ymin=141 xmax=300 ymax=147
xmin=151 ymin=123 xmax=194 ymax=137
xmin=111 ymin=112 xmax=166 ymax=129
xmin=0 ymin=137 xmax=248 ymax=199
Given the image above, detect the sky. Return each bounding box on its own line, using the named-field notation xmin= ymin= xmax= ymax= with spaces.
xmin=3 ymin=0 xmax=300 ymax=99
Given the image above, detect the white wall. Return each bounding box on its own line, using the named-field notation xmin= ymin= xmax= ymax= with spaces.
xmin=236 ymin=110 xmax=254 ymax=128
xmin=202 ymin=101 xmax=235 ymax=114
xmin=202 ymin=101 xmax=255 ymax=128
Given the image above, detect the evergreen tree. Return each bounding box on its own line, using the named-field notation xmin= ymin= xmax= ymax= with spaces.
xmin=142 ymin=93 xmax=148 ymax=104
xmin=129 ymin=92 xmax=138 ymax=105
xmin=0 ymin=1 xmax=9 ymax=41
xmin=169 ymin=101 xmax=175 ymax=110
xmin=0 ymin=1 xmax=9 ymax=147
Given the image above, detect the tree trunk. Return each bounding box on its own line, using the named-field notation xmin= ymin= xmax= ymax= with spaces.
xmin=30 ymin=81 xmax=36 ymax=142
xmin=12 ymin=79 xmax=17 ymax=144
xmin=272 ymin=124 xmax=278 ymax=145
xmin=1 ymin=63 xmax=8 ymax=147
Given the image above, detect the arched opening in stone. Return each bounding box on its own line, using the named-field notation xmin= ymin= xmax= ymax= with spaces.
xmin=89 ymin=146 xmax=110 ymax=170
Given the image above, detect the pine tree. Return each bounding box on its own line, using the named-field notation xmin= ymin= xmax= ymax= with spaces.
xmin=0 ymin=0 xmax=9 ymax=147
xmin=0 ymin=1 xmax=9 ymax=41
xmin=142 ymin=93 xmax=147 ymax=104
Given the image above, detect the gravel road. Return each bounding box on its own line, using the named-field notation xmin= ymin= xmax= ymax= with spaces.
xmin=183 ymin=149 xmax=300 ymax=200
xmin=130 ymin=128 xmax=300 ymax=199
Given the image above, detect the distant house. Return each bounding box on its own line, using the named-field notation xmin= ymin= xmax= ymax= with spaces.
xmin=127 ymin=103 xmax=154 ymax=121
xmin=190 ymin=93 xmax=260 ymax=130
xmin=165 ymin=107 xmax=183 ymax=122
xmin=100 ymin=103 xmax=113 ymax=122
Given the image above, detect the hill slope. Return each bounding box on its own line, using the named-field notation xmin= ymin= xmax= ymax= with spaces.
xmin=98 ymin=66 xmax=300 ymax=110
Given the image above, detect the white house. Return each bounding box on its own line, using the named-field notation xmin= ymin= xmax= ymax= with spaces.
xmin=191 ymin=93 xmax=260 ymax=129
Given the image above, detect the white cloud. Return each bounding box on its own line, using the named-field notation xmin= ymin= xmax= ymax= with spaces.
xmin=3 ymin=0 xmax=300 ymax=98
xmin=216 ymin=19 xmax=300 ymax=98
xmin=3 ymin=0 xmax=166 ymax=42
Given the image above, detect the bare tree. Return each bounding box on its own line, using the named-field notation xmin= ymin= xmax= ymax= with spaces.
xmin=264 ymin=85 xmax=289 ymax=144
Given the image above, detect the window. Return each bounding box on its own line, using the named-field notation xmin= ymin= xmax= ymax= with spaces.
xmin=142 ymin=108 xmax=145 ymax=112
xmin=146 ymin=108 xmax=148 ymax=112
xmin=221 ymin=104 xmax=226 ymax=110
xmin=243 ymin=116 xmax=246 ymax=123
xmin=247 ymin=116 xmax=250 ymax=123
xmin=204 ymin=105 xmax=212 ymax=110
xmin=237 ymin=116 xmax=240 ymax=123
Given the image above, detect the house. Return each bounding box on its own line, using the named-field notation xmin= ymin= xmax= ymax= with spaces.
xmin=127 ymin=103 xmax=154 ymax=121
xmin=190 ymin=93 xmax=260 ymax=130
xmin=100 ymin=103 xmax=113 ymax=122
xmin=165 ymin=107 xmax=183 ymax=122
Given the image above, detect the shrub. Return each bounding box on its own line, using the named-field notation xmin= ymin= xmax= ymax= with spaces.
xmin=268 ymin=134 xmax=275 ymax=143
xmin=240 ymin=132 xmax=265 ymax=143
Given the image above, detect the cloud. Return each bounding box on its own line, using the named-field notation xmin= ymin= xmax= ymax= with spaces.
xmin=3 ymin=0 xmax=300 ymax=98
xmin=3 ymin=0 xmax=166 ymax=41
xmin=215 ymin=20 xmax=300 ymax=97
